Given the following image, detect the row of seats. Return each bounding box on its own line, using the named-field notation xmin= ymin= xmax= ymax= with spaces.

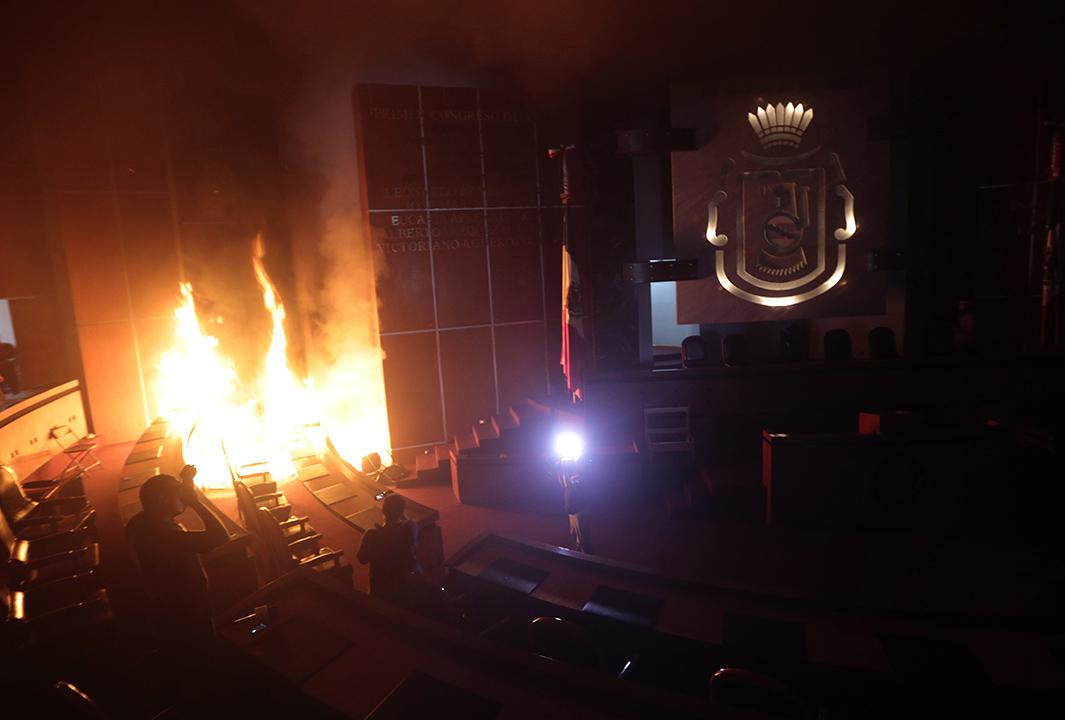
xmin=680 ymin=326 xmax=897 ymax=368
xmin=450 ymin=581 xmax=818 ymax=719
xmin=525 ymin=615 xmax=812 ymax=718
xmin=229 ymin=470 xmax=353 ymax=586
xmin=0 ymin=463 xmax=111 ymax=649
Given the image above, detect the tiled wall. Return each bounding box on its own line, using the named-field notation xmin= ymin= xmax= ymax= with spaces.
xmin=356 ymin=84 xmax=571 ymax=449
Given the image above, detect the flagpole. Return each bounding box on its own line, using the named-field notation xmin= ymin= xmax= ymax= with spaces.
xmin=549 ymin=144 xmax=580 ymax=403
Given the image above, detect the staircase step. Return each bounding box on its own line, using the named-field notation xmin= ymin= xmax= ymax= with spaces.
xmin=411 ymin=445 xmax=450 ymax=485
xmin=493 ymin=411 xmax=519 ymax=435
xmin=452 ymin=432 xmax=478 ymax=454
xmin=472 ymin=417 xmax=500 ymax=444
xmin=415 ymin=450 xmax=439 ymax=473
xmin=435 ymin=443 xmax=452 ymax=463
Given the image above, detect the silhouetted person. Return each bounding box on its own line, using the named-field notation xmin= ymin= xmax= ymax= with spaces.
xmin=357 ymin=492 xmax=420 ymax=599
xmin=125 ymin=465 xmax=228 ymax=642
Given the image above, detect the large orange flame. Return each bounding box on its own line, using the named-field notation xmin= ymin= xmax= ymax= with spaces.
xmin=155 ymin=235 xmax=391 ymax=490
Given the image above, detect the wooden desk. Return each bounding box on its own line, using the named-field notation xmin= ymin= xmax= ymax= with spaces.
xmin=296 ymin=439 xmax=444 ymax=580
xmin=762 ymin=427 xmax=1007 ymax=529
xmin=219 ymin=569 xmax=728 ymax=719
xmin=0 ymin=380 xmax=88 ymax=481
xmin=118 ymin=416 xmax=257 ymax=614
xmin=585 ymin=356 xmax=1065 ymax=451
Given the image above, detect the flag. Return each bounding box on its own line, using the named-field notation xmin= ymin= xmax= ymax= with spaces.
xmin=561 ymin=241 xmax=584 ymax=400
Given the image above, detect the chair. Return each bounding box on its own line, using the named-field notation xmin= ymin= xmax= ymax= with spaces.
xmin=233 ymin=480 xmax=309 ymax=541
xmin=0 ymin=342 xmax=18 ymax=394
xmin=1 ymin=509 xmax=101 ymax=591
xmin=709 ymin=668 xmax=814 ymax=720
xmin=823 ymin=329 xmax=853 ymax=361
xmin=3 ymin=582 xmax=112 ymax=650
xmin=681 ymin=334 xmax=722 ymax=368
xmin=37 ymin=681 xmax=109 ymax=720
xmin=527 ymin=616 xmax=604 ymax=671
xmin=722 ymin=334 xmax=749 ymax=366
xmin=869 ymin=326 xmax=898 ymax=360
xmin=0 ymin=465 xmax=96 ymax=538
xmin=256 ymin=507 xmax=352 ymax=585
xmin=779 ymin=323 xmax=809 ymax=363
xmin=49 ymin=424 xmax=103 ymax=480
xmin=680 ymin=335 xmax=707 ymax=368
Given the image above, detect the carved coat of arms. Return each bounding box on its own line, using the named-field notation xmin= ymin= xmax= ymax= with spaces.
xmin=705 ymin=101 xmax=857 ymax=306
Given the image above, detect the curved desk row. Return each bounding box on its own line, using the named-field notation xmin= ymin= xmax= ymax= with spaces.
xmin=294 ymin=439 xmax=444 ymax=580
xmin=118 ymin=416 xmax=257 ymax=615
xmin=219 ymin=568 xmax=720 ymax=719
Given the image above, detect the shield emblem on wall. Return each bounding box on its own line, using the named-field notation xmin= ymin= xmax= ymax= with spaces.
xmin=705 ymin=101 xmax=856 ymax=306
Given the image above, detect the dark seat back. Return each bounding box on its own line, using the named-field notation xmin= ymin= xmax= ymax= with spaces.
xmin=681 ymin=334 xmax=722 ymax=368
xmin=779 ymin=324 xmax=809 ymax=362
xmin=680 ymin=335 xmax=707 ymax=367
xmin=722 ymin=334 xmax=749 ymax=366
xmin=528 ymin=616 xmax=603 ymax=670
xmin=709 ymin=668 xmax=812 ymax=719
xmin=256 ymin=506 xmax=297 ymax=579
xmin=233 ymin=480 xmax=263 ymax=536
xmin=869 ymin=326 xmax=897 ymax=359
xmin=823 ymin=329 xmax=853 ymax=361
xmin=0 ymin=464 xmax=36 ymax=524
xmin=0 ymin=343 xmax=18 ymax=393
xmin=0 ymin=506 xmax=18 ymax=557
xmin=36 ymin=681 xmax=108 ymax=719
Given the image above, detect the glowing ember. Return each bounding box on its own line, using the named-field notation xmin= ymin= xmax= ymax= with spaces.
xmin=155 ymin=235 xmax=391 ymax=490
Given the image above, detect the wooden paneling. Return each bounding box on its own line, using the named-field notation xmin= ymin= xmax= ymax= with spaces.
xmin=381 ymin=331 xmax=444 ymax=447
xmin=439 ymin=327 xmax=496 ymax=438
xmin=119 ymin=193 xmax=181 ymax=320
xmin=371 ymin=211 xmax=435 ymax=333
xmin=0 ymin=178 xmax=50 ymax=298
xmin=421 ymin=86 xmax=481 ymax=209
xmin=356 ymin=84 xmax=425 ymax=211
xmin=7 ymin=297 xmax=69 ymax=388
xmin=481 ymin=90 xmax=538 ymax=207
xmin=488 ymin=209 xmax=542 ymax=322
xmin=494 ymin=322 xmax=547 ymax=409
xmin=77 ymin=320 xmax=146 ymax=440
xmin=432 ymin=210 xmax=490 ymax=327
xmin=55 ymin=193 xmax=128 ymax=326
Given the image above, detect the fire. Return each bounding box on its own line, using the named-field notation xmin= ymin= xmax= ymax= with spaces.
xmin=155 ymin=235 xmax=391 ymax=490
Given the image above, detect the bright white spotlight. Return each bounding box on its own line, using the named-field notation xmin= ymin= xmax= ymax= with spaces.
xmin=554 ymin=431 xmax=584 ymax=462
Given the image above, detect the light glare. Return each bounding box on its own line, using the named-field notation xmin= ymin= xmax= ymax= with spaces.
xmin=554 ymin=431 xmax=584 ymax=461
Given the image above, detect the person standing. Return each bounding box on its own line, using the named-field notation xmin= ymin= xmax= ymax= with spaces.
xmin=125 ymin=465 xmax=229 ymax=642
xmin=356 ymin=492 xmax=421 ymax=599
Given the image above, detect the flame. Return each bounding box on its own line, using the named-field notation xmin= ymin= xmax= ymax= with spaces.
xmin=155 ymin=235 xmax=391 ymax=490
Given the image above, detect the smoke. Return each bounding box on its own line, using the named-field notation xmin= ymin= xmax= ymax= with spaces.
xmin=272 ymin=62 xmax=394 ymax=457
